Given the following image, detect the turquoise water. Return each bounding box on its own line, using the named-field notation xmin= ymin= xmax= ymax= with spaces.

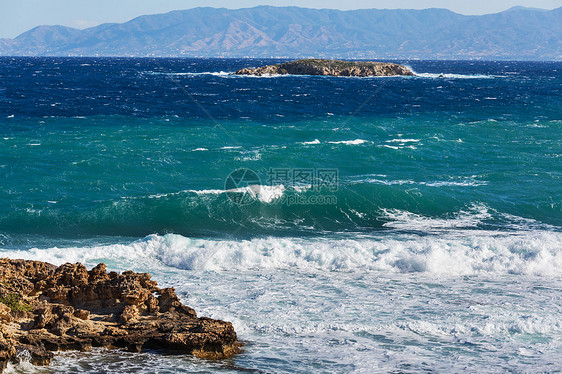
xmin=1 ymin=114 xmax=560 ymax=238
xmin=0 ymin=58 xmax=561 ymax=373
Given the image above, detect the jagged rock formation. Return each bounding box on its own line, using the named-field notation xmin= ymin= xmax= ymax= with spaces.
xmin=235 ymin=59 xmax=414 ymax=77
xmin=0 ymin=258 xmax=240 ymax=371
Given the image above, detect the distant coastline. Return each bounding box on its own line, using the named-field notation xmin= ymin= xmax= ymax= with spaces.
xmin=0 ymin=6 xmax=560 ymax=60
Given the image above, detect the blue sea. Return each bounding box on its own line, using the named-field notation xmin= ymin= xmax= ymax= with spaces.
xmin=0 ymin=57 xmax=561 ymax=373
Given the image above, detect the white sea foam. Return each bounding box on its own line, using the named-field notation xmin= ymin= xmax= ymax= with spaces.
xmin=147 ymin=71 xmax=232 ymax=77
xmin=234 ymin=73 xmax=287 ymax=78
xmin=328 ymin=139 xmax=369 ymax=145
xmin=145 ymin=184 xmax=300 ymax=204
xmin=415 ymin=73 xmax=497 ymax=79
xmin=219 ymin=146 xmax=242 ymax=150
xmin=357 ymin=175 xmax=487 ymax=188
xmin=189 ymin=184 xmax=285 ymax=203
xmin=379 ymin=138 xmax=420 ymax=149
xmin=363 ymin=178 xmax=416 ymax=185
xmin=250 ymin=184 xmax=285 ymax=203
xmin=380 ymin=203 xmax=492 ymax=231
xmin=385 ymin=138 xmax=421 ymax=143
xmin=422 ymin=180 xmax=488 ymax=187
xmin=234 ymin=150 xmax=262 ymax=161
xmin=3 ymin=229 xmax=561 ymax=277
xmin=382 ymin=144 xmax=400 ymax=150
xmin=187 ymin=189 xmax=226 ymax=195
xmin=301 ymin=139 xmax=321 ymax=145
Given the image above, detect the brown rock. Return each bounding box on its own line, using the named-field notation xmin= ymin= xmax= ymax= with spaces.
xmin=73 ymin=309 xmax=90 ymax=320
xmin=0 ymin=258 xmax=240 ymax=372
xmin=120 ymin=305 xmax=139 ymax=323
xmin=0 ymin=305 xmax=12 ymax=324
xmin=235 ymin=58 xmax=414 ymax=77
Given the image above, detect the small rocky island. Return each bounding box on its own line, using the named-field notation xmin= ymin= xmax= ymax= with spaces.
xmin=0 ymin=259 xmax=240 ymax=371
xmin=235 ymin=59 xmax=414 ymax=77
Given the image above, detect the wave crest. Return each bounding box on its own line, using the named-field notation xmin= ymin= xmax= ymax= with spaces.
xmin=3 ymin=230 xmax=562 ymax=276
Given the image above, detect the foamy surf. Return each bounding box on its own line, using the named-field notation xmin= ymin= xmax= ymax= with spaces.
xmin=328 ymin=139 xmax=370 ymax=145
xmin=145 ymin=71 xmax=231 ymax=77
xmin=415 ymin=72 xmax=499 ymax=79
xmin=300 ymin=139 xmax=370 ymax=146
xmin=3 ymin=230 xmax=561 ymax=276
xmin=301 ymin=139 xmax=321 ymax=145
xmin=189 ymin=184 xmax=285 ymax=203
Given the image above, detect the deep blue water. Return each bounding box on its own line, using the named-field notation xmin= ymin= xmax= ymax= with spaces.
xmin=1 ymin=58 xmax=560 ymax=120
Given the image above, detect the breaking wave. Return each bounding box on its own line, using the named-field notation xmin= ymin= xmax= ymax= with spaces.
xmin=2 ymin=230 xmax=562 ymax=276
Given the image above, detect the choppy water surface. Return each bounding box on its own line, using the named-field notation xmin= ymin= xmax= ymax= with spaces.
xmin=1 ymin=58 xmax=561 ymax=373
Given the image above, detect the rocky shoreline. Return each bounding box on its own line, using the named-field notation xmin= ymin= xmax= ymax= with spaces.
xmin=0 ymin=258 xmax=240 ymax=371
xmin=235 ymin=59 xmax=414 ymax=77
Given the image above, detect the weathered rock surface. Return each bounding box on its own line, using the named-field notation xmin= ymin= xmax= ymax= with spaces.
xmin=235 ymin=59 xmax=414 ymax=77
xmin=0 ymin=258 xmax=240 ymax=371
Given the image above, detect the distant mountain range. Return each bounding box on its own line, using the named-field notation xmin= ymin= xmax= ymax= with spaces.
xmin=1 ymin=6 xmax=561 ymax=60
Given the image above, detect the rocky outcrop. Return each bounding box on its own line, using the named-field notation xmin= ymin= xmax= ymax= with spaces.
xmin=0 ymin=258 xmax=240 ymax=371
xmin=235 ymin=59 xmax=414 ymax=77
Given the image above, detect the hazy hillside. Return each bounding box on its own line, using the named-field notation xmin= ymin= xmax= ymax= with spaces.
xmin=0 ymin=6 xmax=560 ymax=60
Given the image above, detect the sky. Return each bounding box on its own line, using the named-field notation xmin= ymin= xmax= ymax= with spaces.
xmin=0 ymin=0 xmax=561 ymax=38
